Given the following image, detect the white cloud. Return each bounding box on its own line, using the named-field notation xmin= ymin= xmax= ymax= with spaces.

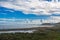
xmin=49 ymin=16 xmax=60 ymax=23
xmin=0 ymin=0 xmax=60 ymax=15
xmin=40 ymin=16 xmax=60 ymax=23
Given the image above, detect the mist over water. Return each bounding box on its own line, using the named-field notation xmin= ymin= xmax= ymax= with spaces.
xmin=0 ymin=24 xmax=41 ymax=29
xmin=0 ymin=18 xmax=54 ymax=30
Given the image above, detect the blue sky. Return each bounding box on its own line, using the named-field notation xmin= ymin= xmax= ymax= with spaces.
xmin=0 ymin=0 xmax=60 ymax=23
xmin=0 ymin=5 xmax=60 ymax=19
xmin=0 ymin=6 xmax=51 ymax=19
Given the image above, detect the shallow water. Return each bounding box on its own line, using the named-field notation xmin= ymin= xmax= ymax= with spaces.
xmin=0 ymin=30 xmax=36 ymax=33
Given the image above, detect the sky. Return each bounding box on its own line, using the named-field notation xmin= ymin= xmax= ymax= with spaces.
xmin=0 ymin=0 xmax=60 ymax=23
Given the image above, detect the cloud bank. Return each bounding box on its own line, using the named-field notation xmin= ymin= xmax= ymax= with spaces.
xmin=0 ymin=0 xmax=60 ymax=15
